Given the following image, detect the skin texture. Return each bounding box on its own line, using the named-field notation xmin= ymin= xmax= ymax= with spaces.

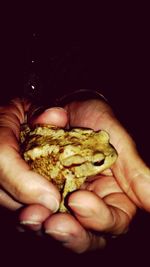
xmin=0 ymin=98 xmax=150 ymax=253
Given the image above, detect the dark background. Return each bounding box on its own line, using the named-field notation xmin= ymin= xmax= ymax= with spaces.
xmin=0 ymin=4 xmax=150 ymax=266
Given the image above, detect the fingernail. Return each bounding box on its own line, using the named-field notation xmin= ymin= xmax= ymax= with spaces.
xmin=69 ymin=202 xmax=94 ymax=217
xmin=20 ymin=220 xmax=40 ymax=225
xmin=45 ymin=230 xmax=72 ymax=242
xmin=38 ymin=194 xmax=59 ymax=212
xmin=20 ymin=220 xmax=41 ymax=231
xmin=44 ymin=107 xmax=67 ymax=113
xmin=29 ymin=107 xmax=67 ymax=121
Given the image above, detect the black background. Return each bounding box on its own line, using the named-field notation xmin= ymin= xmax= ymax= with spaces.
xmin=0 ymin=3 xmax=150 ymax=266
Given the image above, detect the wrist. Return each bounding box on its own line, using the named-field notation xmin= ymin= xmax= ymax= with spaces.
xmin=55 ymin=89 xmax=108 ymax=107
xmin=25 ymin=89 xmax=109 ymax=122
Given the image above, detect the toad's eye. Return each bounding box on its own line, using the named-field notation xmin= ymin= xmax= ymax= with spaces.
xmin=93 ymin=159 xmax=105 ymax=166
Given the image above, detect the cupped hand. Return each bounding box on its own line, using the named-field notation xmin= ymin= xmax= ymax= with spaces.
xmin=19 ymin=99 xmax=150 ymax=253
xmin=64 ymin=99 xmax=150 ymax=211
xmin=0 ymin=99 xmax=68 ymax=212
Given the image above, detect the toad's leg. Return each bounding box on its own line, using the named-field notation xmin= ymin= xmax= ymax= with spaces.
xmin=59 ymin=171 xmax=86 ymax=212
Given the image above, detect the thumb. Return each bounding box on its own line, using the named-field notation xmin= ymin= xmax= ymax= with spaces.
xmin=112 ymin=128 xmax=150 ymax=212
xmin=131 ymin=168 xmax=150 ymax=212
xmin=30 ymin=107 xmax=68 ymax=127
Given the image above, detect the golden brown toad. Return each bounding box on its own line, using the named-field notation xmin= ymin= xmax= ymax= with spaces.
xmin=20 ymin=125 xmax=118 ymax=212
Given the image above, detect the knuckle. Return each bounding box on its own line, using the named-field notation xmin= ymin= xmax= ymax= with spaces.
xmin=12 ymin=178 xmax=34 ymax=204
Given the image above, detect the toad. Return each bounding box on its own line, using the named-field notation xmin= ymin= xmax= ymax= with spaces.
xmin=20 ymin=125 xmax=118 ymax=212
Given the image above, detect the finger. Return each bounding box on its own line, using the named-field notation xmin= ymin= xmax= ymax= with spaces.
xmin=31 ymin=107 xmax=68 ymax=127
xmin=112 ymin=146 xmax=150 ymax=211
xmin=103 ymin=192 xmax=136 ymax=231
xmin=84 ymin=176 xmax=123 ymax=198
xmin=68 ymin=190 xmax=116 ymax=232
xmin=68 ymin=190 xmax=135 ymax=234
xmin=85 ymin=176 xmax=137 ymax=232
xmin=44 ymin=213 xmax=106 ymax=253
xmin=19 ymin=204 xmax=51 ymax=231
xmin=0 ymin=188 xmax=22 ymax=210
xmin=0 ymin=145 xmax=60 ymax=212
xmin=130 ymin=171 xmax=150 ymax=212
xmin=86 ymin=176 xmax=136 ymax=221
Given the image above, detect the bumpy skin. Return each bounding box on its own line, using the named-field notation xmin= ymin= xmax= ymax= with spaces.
xmin=20 ymin=124 xmax=118 ymax=212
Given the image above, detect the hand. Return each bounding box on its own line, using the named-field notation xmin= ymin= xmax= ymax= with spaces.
xmin=64 ymin=99 xmax=150 ymax=210
xmin=0 ymin=99 xmax=69 ymax=212
xmin=19 ymin=99 xmax=150 ymax=253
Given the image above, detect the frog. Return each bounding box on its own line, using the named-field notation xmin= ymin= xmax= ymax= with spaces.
xmin=20 ymin=124 xmax=118 ymax=212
